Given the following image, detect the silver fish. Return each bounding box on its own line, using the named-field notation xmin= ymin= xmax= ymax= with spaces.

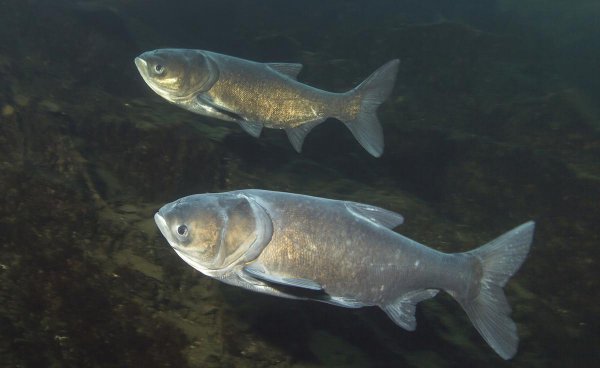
xmin=154 ymin=189 xmax=534 ymax=359
xmin=135 ymin=49 xmax=399 ymax=157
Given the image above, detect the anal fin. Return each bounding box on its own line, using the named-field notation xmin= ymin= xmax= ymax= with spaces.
xmin=239 ymin=121 xmax=264 ymax=138
xmin=324 ymin=296 xmax=365 ymax=308
xmin=381 ymin=289 xmax=439 ymax=331
xmin=285 ymin=119 xmax=325 ymax=152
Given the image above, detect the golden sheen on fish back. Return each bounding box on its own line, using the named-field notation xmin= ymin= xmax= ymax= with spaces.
xmin=135 ymin=49 xmax=399 ymax=157
xmin=154 ymin=189 xmax=535 ymax=359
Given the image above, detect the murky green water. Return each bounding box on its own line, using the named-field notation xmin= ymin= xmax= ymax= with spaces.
xmin=1 ymin=1 xmax=598 ymax=367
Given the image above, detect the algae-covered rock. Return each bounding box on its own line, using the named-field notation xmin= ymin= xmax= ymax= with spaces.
xmin=0 ymin=117 xmax=191 ymax=367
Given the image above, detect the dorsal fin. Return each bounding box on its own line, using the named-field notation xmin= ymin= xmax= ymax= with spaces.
xmin=345 ymin=202 xmax=404 ymax=229
xmin=238 ymin=121 xmax=263 ymax=137
xmin=266 ymin=63 xmax=303 ymax=79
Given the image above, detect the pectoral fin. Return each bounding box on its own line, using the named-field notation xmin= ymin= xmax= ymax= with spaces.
xmin=196 ymin=94 xmax=244 ymax=122
xmin=196 ymin=94 xmax=263 ymax=137
xmin=243 ymin=264 xmax=322 ymax=291
xmin=266 ymin=63 xmax=303 ymax=79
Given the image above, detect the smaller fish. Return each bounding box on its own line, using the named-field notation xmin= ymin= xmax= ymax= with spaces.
xmin=154 ymin=189 xmax=534 ymax=359
xmin=135 ymin=49 xmax=399 ymax=157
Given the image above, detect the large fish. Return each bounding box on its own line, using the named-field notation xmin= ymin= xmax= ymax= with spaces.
xmin=154 ymin=189 xmax=534 ymax=359
xmin=135 ymin=49 xmax=399 ymax=157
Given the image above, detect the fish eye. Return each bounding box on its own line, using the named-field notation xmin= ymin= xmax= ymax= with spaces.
xmin=154 ymin=64 xmax=165 ymax=74
xmin=176 ymin=224 xmax=188 ymax=237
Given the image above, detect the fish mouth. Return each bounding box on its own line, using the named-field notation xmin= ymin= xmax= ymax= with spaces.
xmin=154 ymin=212 xmax=175 ymax=245
xmin=134 ymin=55 xmax=178 ymax=102
xmin=134 ymin=56 xmax=147 ymax=72
xmin=134 ymin=56 xmax=154 ymax=84
xmin=154 ymin=212 xmax=210 ymax=275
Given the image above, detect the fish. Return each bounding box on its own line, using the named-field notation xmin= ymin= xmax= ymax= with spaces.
xmin=154 ymin=189 xmax=534 ymax=359
xmin=134 ymin=49 xmax=399 ymax=157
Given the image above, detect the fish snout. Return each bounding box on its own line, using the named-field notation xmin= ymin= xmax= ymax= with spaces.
xmin=154 ymin=212 xmax=175 ymax=245
xmin=134 ymin=56 xmax=148 ymax=71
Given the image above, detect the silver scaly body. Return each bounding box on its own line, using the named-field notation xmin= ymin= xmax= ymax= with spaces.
xmin=135 ymin=49 xmax=399 ymax=157
xmin=154 ymin=189 xmax=534 ymax=359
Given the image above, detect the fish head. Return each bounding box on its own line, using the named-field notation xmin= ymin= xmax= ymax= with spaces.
xmin=135 ymin=48 xmax=219 ymax=102
xmin=154 ymin=192 xmax=272 ymax=277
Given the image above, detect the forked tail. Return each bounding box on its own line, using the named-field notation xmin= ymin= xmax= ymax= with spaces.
xmin=344 ymin=59 xmax=399 ymax=157
xmin=458 ymin=221 xmax=535 ymax=359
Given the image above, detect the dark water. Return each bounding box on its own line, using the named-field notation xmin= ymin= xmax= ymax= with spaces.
xmin=1 ymin=0 xmax=598 ymax=367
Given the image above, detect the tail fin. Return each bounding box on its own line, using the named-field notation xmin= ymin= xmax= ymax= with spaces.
xmin=459 ymin=221 xmax=535 ymax=359
xmin=344 ymin=59 xmax=399 ymax=157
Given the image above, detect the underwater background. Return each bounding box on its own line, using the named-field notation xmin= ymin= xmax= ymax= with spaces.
xmin=0 ymin=0 xmax=598 ymax=367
